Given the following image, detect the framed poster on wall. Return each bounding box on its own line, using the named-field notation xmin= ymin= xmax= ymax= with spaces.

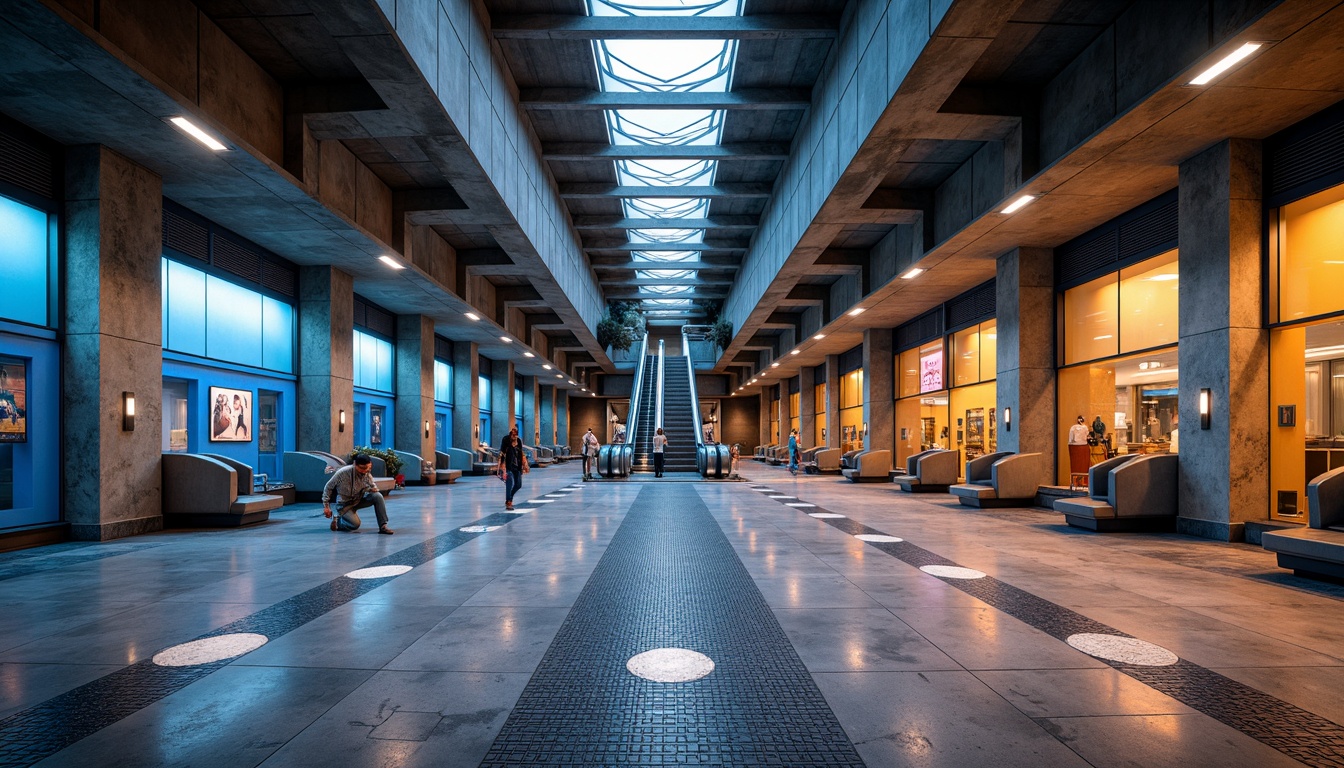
xmin=0 ymin=359 xmax=28 ymax=443
xmin=209 ymin=386 xmax=252 ymax=442
xmin=370 ymin=405 xmax=385 ymax=446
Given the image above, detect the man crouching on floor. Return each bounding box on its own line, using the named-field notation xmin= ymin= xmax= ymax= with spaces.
xmin=323 ymin=454 xmax=394 ymax=535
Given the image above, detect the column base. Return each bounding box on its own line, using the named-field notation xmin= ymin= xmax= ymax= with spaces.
xmin=69 ymin=514 xmax=164 ymax=542
xmin=1176 ymin=516 xmax=1245 ymax=542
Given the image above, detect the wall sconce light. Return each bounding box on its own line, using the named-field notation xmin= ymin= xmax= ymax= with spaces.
xmin=474 ymin=424 xmax=480 ymax=440
xmin=424 ymin=420 xmax=430 ymax=438
xmin=338 ymin=409 xmax=346 ymax=433
xmin=1004 ymin=407 xmax=1012 ymax=432
xmin=1199 ymin=389 xmax=1212 ymax=430
xmin=862 ymin=422 xmax=868 ymax=435
xmin=122 ymin=392 xmax=135 ymax=432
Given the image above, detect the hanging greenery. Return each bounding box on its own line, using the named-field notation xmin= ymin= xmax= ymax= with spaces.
xmin=710 ymin=316 xmax=733 ymax=349
xmin=597 ymin=301 xmax=646 ymax=352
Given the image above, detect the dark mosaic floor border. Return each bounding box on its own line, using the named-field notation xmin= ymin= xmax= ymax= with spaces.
xmin=0 ymin=509 xmax=533 ymax=768
xmin=745 ymin=482 xmax=1344 ymax=768
xmin=479 ymin=484 xmax=866 ymax=767
xmin=0 ymin=542 xmax=167 ymax=582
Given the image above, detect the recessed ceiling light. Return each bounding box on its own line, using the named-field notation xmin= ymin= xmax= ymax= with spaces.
xmin=790 ymin=350 xmax=800 ymax=355
xmin=542 ymin=364 xmax=552 ymax=370
xmin=771 ymin=362 xmax=780 ymax=368
xmin=168 ymin=116 xmax=228 ymax=151
xmin=465 ymin=312 xmax=480 ymax=321
xmin=378 ymin=255 xmax=405 ymax=270
xmin=523 ymin=352 xmax=535 ymax=357
xmin=1001 ymin=195 xmax=1036 ymax=214
xmin=848 ymin=307 xmax=866 ymax=317
xmin=900 ymin=267 xmax=924 ymax=279
xmin=581 ymin=387 xmax=587 ymax=391
xmin=1190 ymin=42 xmax=1263 ymax=85
xmin=500 ymin=336 xmax=511 ymax=343
xmin=814 ymin=333 xmax=825 ymax=340
xmin=568 ymin=380 xmax=576 ymax=385
xmin=556 ymin=374 xmax=563 ymax=378
xmin=1093 ymin=335 xmax=1113 ymax=341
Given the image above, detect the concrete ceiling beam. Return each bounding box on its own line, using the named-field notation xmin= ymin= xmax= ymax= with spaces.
xmin=571 ymin=216 xmax=759 ymax=229
xmin=521 ymin=88 xmax=810 ymax=111
xmin=602 ymin=277 xmax=735 ymax=287
xmin=560 ymin=183 xmax=773 ymax=199
xmin=491 ymin=14 xmax=839 ymax=40
xmin=544 ymin=143 xmax=788 ymax=161
xmin=590 ymin=260 xmax=741 ymax=271
xmin=582 ymin=241 xmax=749 ymax=253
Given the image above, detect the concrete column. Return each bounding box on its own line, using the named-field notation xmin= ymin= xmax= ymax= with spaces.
xmin=297 ymin=266 xmax=354 ymax=455
xmin=799 ymin=368 xmax=817 ymax=449
xmin=452 ymin=342 xmax=479 ymax=448
xmin=759 ymin=386 xmax=771 ymax=446
xmin=825 ymin=355 xmax=840 ymax=448
xmin=63 ymin=146 xmax=163 ymax=541
xmin=522 ymin=376 xmax=541 ymax=445
xmin=394 ymin=314 xmax=434 ymax=460
xmin=995 ymin=247 xmax=1055 ymax=487
xmin=777 ymin=383 xmax=789 ymax=444
xmin=1177 ymin=138 xmax=1267 ymax=542
xmin=491 ymin=360 xmax=516 ymax=438
xmin=539 ymin=384 xmax=556 ymax=445
xmin=862 ymin=328 xmax=894 ymax=452
xmin=556 ymin=389 xmax=569 ymax=445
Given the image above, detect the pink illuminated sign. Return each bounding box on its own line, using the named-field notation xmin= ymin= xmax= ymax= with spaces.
xmin=920 ymin=351 xmax=943 ymax=393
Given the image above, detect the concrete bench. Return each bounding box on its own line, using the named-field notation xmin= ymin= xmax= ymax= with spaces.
xmin=805 ymin=447 xmax=842 ymax=474
xmin=1054 ymin=454 xmax=1178 ymax=531
xmin=394 ymin=450 xmax=433 ymax=485
xmin=843 ymin=450 xmax=891 ymax=482
xmin=525 ymin=445 xmax=554 ymax=466
xmin=840 ymin=449 xmax=865 ymax=470
xmin=433 ymin=450 xmax=465 ymax=484
xmin=163 ymin=453 xmax=282 ymax=527
xmin=1263 ymin=466 xmax=1344 ymax=580
xmin=284 ymin=451 xmax=394 ymax=501
xmin=891 ymin=449 xmax=959 ymax=493
xmin=950 ymin=452 xmax=1047 ymax=508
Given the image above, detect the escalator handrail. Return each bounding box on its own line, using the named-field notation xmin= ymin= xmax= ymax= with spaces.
xmin=626 ymin=333 xmax=650 ymax=445
xmin=655 ymin=339 xmax=665 ymax=431
xmin=686 ymin=350 xmax=704 ymax=448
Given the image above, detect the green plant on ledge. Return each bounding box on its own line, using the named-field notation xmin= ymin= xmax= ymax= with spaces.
xmin=710 ymin=317 xmax=733 ymax=349
xmin=596 ymin=300 xmax=645 ymax=352
xmin=348 ymin=446 xmax=404 ymax=477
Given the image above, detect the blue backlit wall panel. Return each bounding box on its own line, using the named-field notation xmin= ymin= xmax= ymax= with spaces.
xmin=162 ymin=358 xmax=296 ymax=480
xmin=353 ymin=330 xmax=394 ymax=393
xmin=0 ymin=195 xmax=54 ymax=328
xmin=161 ymin=257 xmax=294 ymax=374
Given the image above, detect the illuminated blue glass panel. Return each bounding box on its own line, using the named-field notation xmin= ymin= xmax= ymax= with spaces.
xmin=0 ymin=196 xmax=50 ymax=326
xmin=376 ymin=336 xmax=393 ymax=392
xmin=353 ymin=329 xmax=394 ymax=393
xmin=262 ymin=297 xmax=293 ymax=374
xmin=478 ymin=374 xmax=491 ymax=413
xmin=205 ymin=276 xmax=263 ymax=368
xmin=165 ymin=259 xmax=207 ymax=356
xmin=434 ymin=360 xmax=453 ymax=403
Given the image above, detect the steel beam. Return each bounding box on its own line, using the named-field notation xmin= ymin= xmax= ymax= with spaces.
xmin=522 ymin=88 xmax=809 ymax=111
xmin=492 ymin=14 xmax=838 ymax=40
xmin=544 ymin=143 xmax=788 ymax=161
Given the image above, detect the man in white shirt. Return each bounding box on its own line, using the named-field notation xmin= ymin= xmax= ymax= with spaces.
xmin=1067 ymin=415 xmax=1091 ymax=485
xmin=582 ymin=427 xmax=600 ymax=479
xmin=652 ymin=427 xmax=668 ymax=478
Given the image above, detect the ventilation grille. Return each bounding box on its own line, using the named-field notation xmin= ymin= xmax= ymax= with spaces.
xmin=945 ymin=280 xmax=996 ymax=331
xmin=0 ymin=128 xmax=55 ymax=199
xmin=1269 ymin=119 xmax=1344 ymax=199
xmin=435 ymin=335 xmax=454 ymax=361
xmin=163 ymin=208 xmax=209 ymax=262
xmin=355 ymin=296 xmax=395 ymax=338
xmin=259 ymin=258 xmax=297 ymax=298
xmin=211 ymin=234 xmax=261 ymax=284
xmin=896 ymin=308 xmax=942 ymax=351
xmin=1118 ymin=199 xmax=1178 ymax=262
xmin=839 ymin=344 xmax=863 ymax=374
xmin=1057 ymin=231 xmax=1118 ymax=286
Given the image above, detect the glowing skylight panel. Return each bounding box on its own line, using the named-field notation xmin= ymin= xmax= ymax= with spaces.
xmin=617 ymin=158 xmax=716 ymax=187
xmin=588 ymin=0 xmax=742 ymax=16
xmin=629 ymin=228 xmax=705 ymax=244
xmin=624 ymin=197 xmax=711 ymax=220
xmin=595 ymin=40 xmax=737 ymax=93
xmin=607 ymin=110 xmax=723 ymax=147
xmin=637 ymin=270 xmax=697 ymax=280
xmin=633 ymin=251 xmax=699 ymax=263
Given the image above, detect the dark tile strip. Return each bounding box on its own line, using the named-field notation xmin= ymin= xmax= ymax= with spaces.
xmin=0 ymin=510 xmax=526 ymax=767
xmin=0 ymin=543 xmax=166 ymax=582
xmin=479 ymin=484 xmax=866 ymax=767
xmin=754 ymin=486 xmax=1344 ymax=767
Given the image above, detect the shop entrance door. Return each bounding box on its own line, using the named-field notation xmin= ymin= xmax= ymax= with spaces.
xmin=257 ymin=390 xmax=279 ymax=481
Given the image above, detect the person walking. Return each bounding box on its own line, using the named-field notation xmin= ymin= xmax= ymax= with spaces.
xmin=582 ymin=426 xmax=600 ymax=479
xmin=322 ymin=454 xmax=394 ymax=534
xmin=787 ymin=428 xmax=800 ymax=476
xmin=652 ymin=427 xmax=668 ymax=478
xmin=499 ymin=431 xmax=529 ymax=510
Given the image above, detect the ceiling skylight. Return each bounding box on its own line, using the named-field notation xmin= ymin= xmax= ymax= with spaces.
xmin=630 ymin=228 xmax=705 ymax=244
xmin=637 ymin=269 xmax=697 ymax=280
xmin=624 ymin=197 xmax=711 ymax=220
xmin=595 ymin=40 xmax=737 ymax=93
xmin=617 ymin=158 xmax=716 ymax=187
xmin=644 ymin=285 xmax=694 ymax=295
xmin=589 ymin=0 xmax=741 ymax=16
xmin=633 ymin=251 xmax=698 ymax=263
xmin=608 ymin=110 xmax=723 ymax=146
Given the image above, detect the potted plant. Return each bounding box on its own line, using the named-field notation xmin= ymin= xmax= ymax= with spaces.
xmin=348 ymin=446 xmax=404 ymax=494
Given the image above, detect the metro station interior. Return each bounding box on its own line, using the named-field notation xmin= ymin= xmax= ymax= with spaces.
xmin=3 ymin=0 xmax=1344 ymax=765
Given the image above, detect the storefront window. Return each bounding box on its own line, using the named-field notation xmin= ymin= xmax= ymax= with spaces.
xmin=1275 ymin=182 xmax=1344 ymax=323
xmin=0 ymin=194 xmax=52 ymax=328
xmin=951 ymin=321 xmax=998 ymax=387
xmin=1269 ymin=318 xmax=1344 ymax=520
xmin=813 ymin=382 xmax=826 ymax=446
xmin=162 ymin=378 xmax=190 ymax=452
xmin=839 ymin=369 xmax=863 ymax=452
xmin=434 ymin=360 xmax=453 ymax=403
xmin=1055 ymin=347 xmax=1179 ymax=485
xmin=769 ymin=391 xmax=780 ymax=443
xmin=1064 ymin=273 xmax=1119 ymax=364
xmin=353 ymin=330 xmax=393 ymax=392
xmin=163 ymin=258 xmax=294 ymax=374
xmin=788 ymin=391 xmax=800 ymax=436
xmin=1119 ymin=250 xmax=1179 ymax=353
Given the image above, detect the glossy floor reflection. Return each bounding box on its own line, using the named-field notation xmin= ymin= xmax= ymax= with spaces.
xmin=0 ymin=462 xmax=1342 ymax=766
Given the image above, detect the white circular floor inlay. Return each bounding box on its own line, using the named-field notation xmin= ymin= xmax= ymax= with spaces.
xmin=786 ymin=503 xmax=816 ymax=508
xmin=153 ymin=633 xmax=268 ymax=667
xmin=855 ymin=534 xmax=904 ymax=543
xmin=808 ymin=512 xmax=845 ymax=519
xmin=345 ymin=565 xmax=414 ymax=579
xmin=919 ymin=564 xmax=987 ymax=580
xmin=626 ymin=648 xmax=715 ymax=683
xmin=1067 ymin=634 xmax=1179 ymax=666
xmin=460 ymin=525 xmax=503 ymax=533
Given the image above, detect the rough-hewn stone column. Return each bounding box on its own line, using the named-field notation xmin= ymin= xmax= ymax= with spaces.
xmin=759 ymin=385 xmax=772 ymax=446
xmin=1177 ymin=138 xmax=1266 ymax=542
xmin=777 ymin=382 xmax=790 ymax=445
xmin=394 ymin=314 xmax=434 ymax=460
xmin=539 ymin=384 xmax=556 ymax=445
xmin=63 ymin=146 xmax=163 ymax=540
xmin=825 ymin=355 xmax=840 ymax=448
xmin=522 ymin=376 xmax=541 ymax=445
xmin=995 ymin=247 xmax=1055 ymax=488
xmin=799 ymin=367 xmax=817 ymax=449
xmin=492 ymin=360 xmax=516 ymax=440
xmin=556 ymin=388 xmax=569 ymax=445
xmin=863 ymin=328 xmax=894 ymax=452
xmin=298 ymin=265 xmax=354 ymax=456
xmin=452 ymin=341 xmax=479 ymax=449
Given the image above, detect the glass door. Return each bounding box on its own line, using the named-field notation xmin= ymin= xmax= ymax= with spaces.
xmin=257 ymin=390 xmax=279 ymax=481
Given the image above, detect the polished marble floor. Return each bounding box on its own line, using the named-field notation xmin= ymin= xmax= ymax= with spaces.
xmin=3 ymin=461 xmax=1344 ymax=766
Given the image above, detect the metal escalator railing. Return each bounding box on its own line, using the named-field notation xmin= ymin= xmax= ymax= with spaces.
xmin=598 ymin=333 xmax=647 ymax=478
xmin=683 ymin=329 xmax=731 ymax=479
xmin=655 ymin=339 xmax=665 ymax=432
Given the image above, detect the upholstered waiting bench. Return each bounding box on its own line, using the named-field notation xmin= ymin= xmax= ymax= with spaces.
xmin=839 ymin=449 xmax=865 ymax=470
xmin=284 ymin=451 xmax=394 ymax=502
xmin=806 ymin=448 xmax=842 ymax=474
xmin=163 ymin=454 xmax=282 ymax=527
xmin=843 ymin=450 xmax=891 ymax=482
xmin=432 ymin=450 xmax=465 ymax=484
xmin=949 ymin=452 xmax=1047 ymax=508
xmin=891 ymin=449 xmax=959 ymax=493
xmin=1054 ymin=454 xmax=1178 ymax=531
xmin=1263 ymin=466 xmax=1344 ymax=580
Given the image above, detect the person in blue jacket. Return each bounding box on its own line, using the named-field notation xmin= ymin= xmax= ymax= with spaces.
xmin=788 ymin=429 xmax=800 ymax=476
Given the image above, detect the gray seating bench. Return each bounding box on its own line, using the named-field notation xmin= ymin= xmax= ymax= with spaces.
xmin=1054 ymin=454 xmax=1178 ymax=531
xmin=797 ymin=446 xmax=827 ymax=472
xmin=284 ymin=451 xmax=394 ymax=501
xmin=394 ymin=450 xmax=434 ymax=485
xmin=842 ymin=450 xmax=891 ymax=482
xmin=1263 ymin=466 xmax=1344 ymax=580
xmin=163 ymin=453 xmax=282 ymax=527
xmin=949 ymin=452 xmax=1047 ymax=508
xmin=806 ymin=447 xmax=842 ymax=474
xmin=891 ymin=448 xmax=959 ymax=493
xmin=839 ymin=449 xmax=865 ymax=470
xmin=432 ymin=450 xmax=465 ymax=484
